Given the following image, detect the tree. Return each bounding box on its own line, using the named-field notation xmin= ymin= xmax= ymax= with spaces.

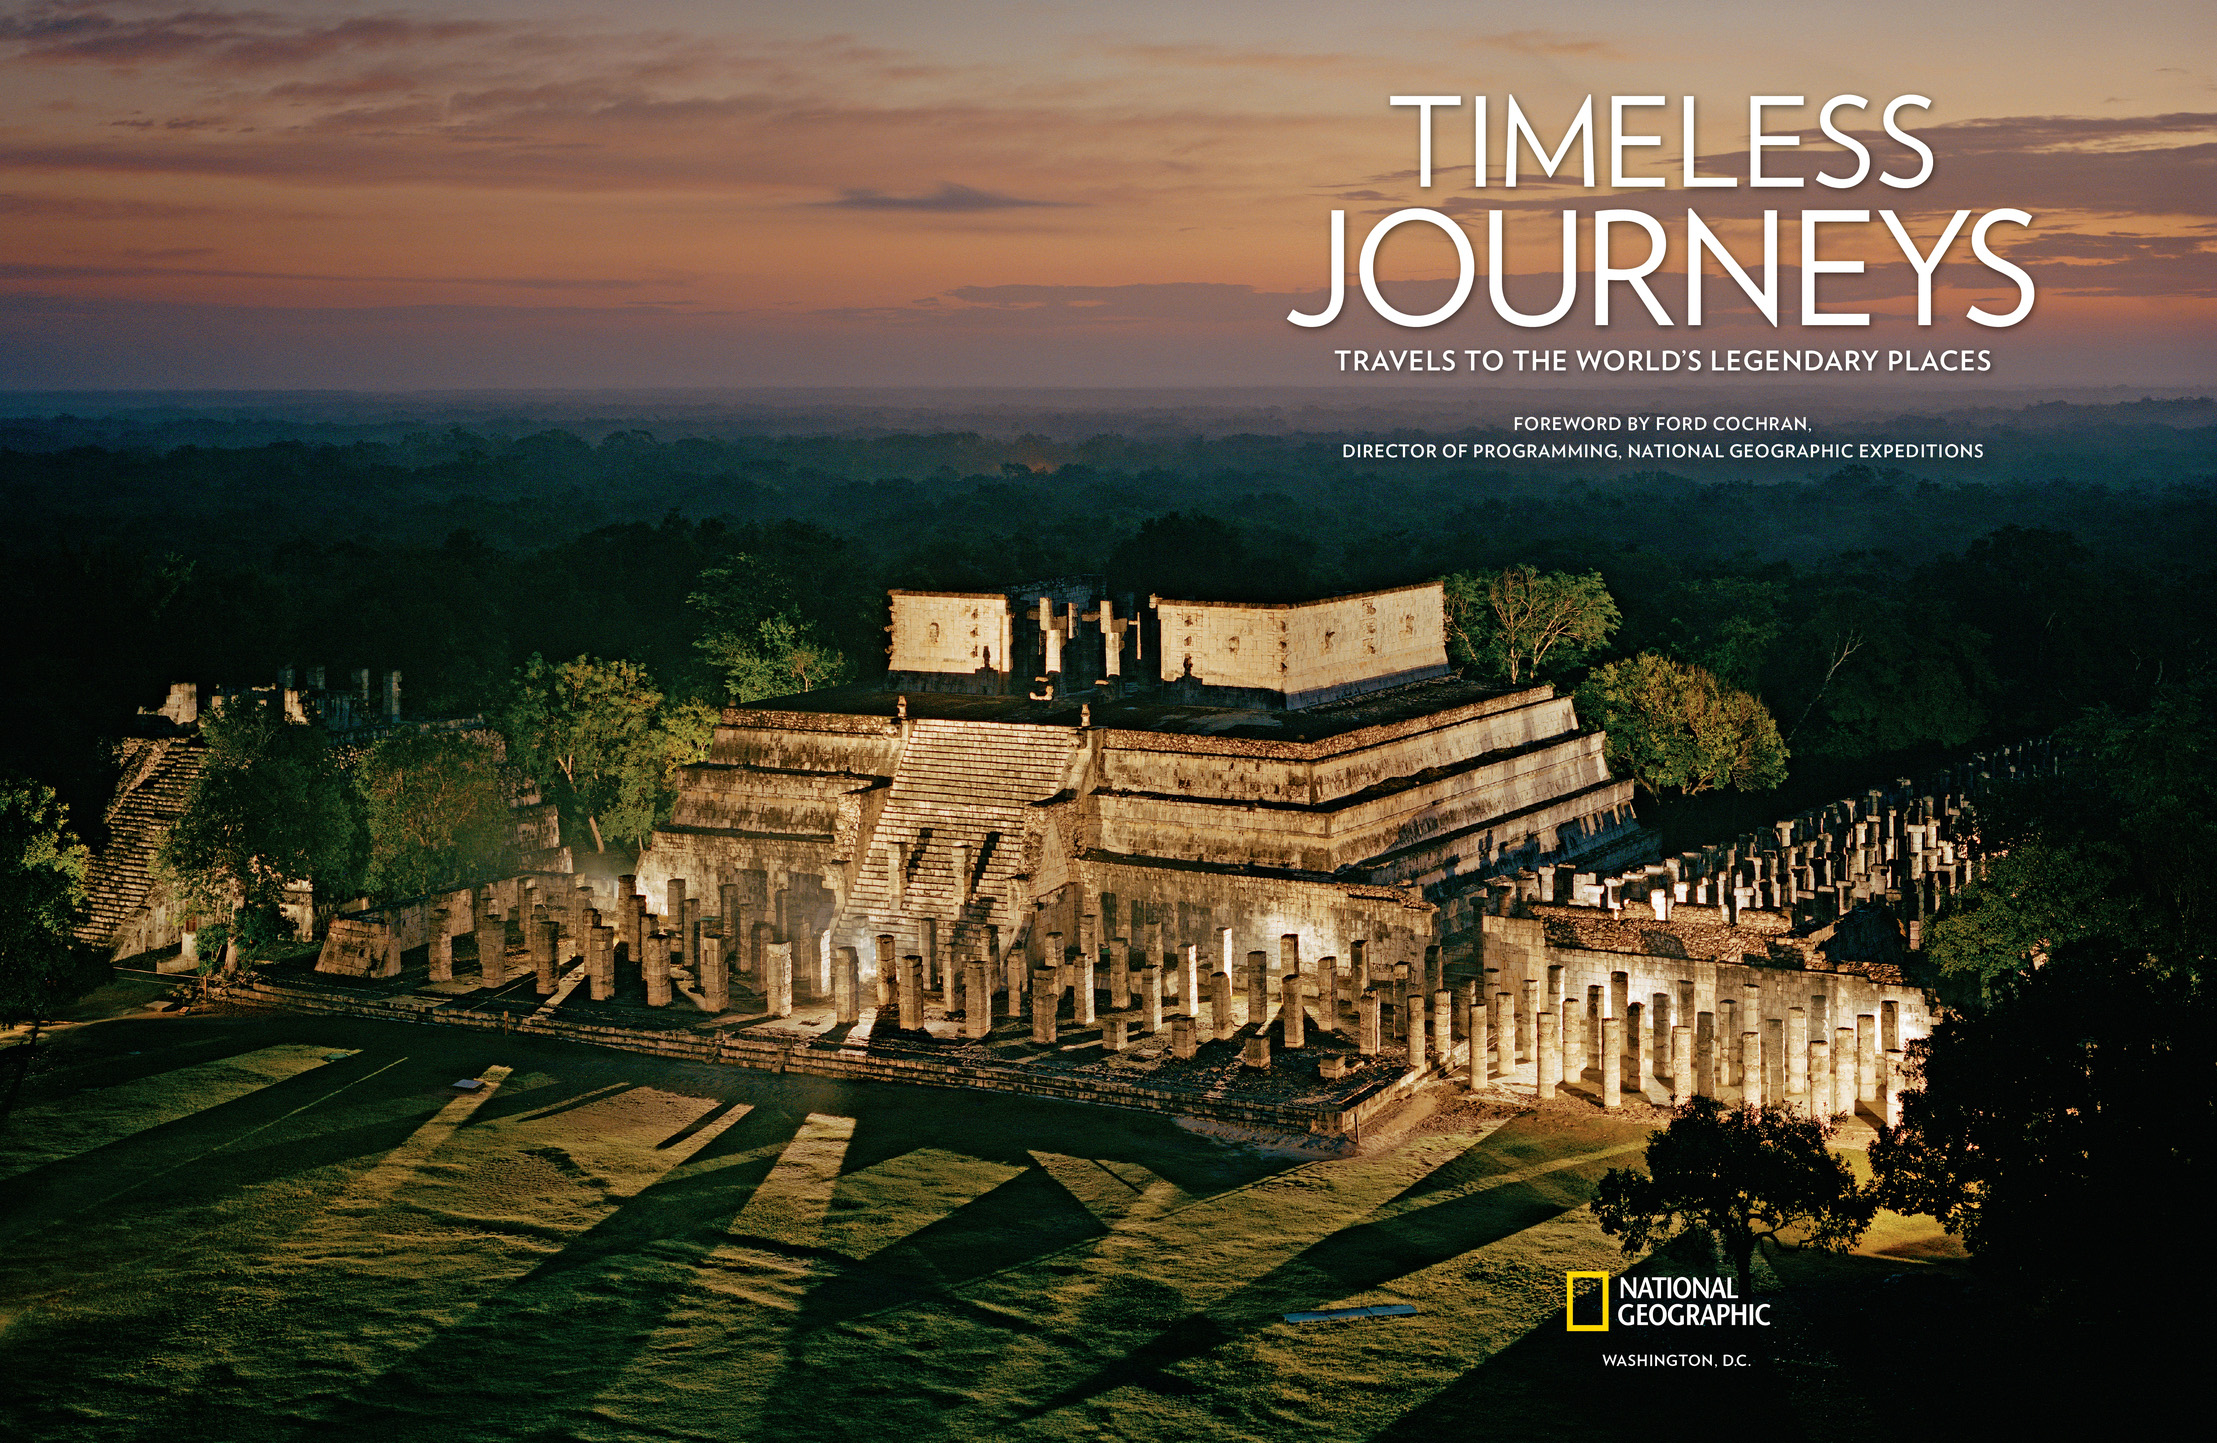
xmin=1869 ymin=939 xmax=2211 ymax=1319
xmin=1875 ymin=691 xmax=2214 ymax=1330
xmin=1443 ymin=566 xmax=1620 ymax=685
xmin=0 ymin=783 xmax=91 ymax=1006
xmin=1927 ymin=683 xmax=2216 ymax=988
xmin=658 ymin=697 xmax=720 ymax=791
xmin=158 ymin=702 xmax=361 ymax=931
xmin=1595 ymin=1097 xmax=1877 ymax=1296
xmin=356 ymin=728 xmax=515 ymax=901
xmin=1924 ymin=838 xmax=2123 ymax=987
xmin=1664 ymin=575 xmax=1784 ymax=691
xmin=499 ymin=654 xmax=674 ymax=853
xmin=697 ymin=613 xmax=854 ymax=703
xmin=1 ymin=779 xmax=98 ymax=1129
xmin=689 ymin=554 xmax=856 ymax=703
xmin=1577 ymin=652 xmax=1788 ymax=796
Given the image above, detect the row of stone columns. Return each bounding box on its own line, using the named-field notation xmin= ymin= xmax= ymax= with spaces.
xmin=1503 ymin=993 xmax=1908 ymax=1122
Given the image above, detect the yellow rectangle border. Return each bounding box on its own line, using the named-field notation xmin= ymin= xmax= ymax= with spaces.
xmin=1566 ymin=1270 xmax=1610 ymax=1331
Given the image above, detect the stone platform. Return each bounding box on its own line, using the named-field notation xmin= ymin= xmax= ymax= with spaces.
xmin=223 ymin=954 xmax=1446 ymax=1140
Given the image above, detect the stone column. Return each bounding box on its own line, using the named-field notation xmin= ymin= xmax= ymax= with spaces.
xmin=475 ymin=916 xmax=505 ymax=987
xmin=1031 ymin=968 xmax=1059 ymax=1044
xmin=1601 ymin=1017 xmax=1623 ymax=1109
xmin=1245 ymin=951 xmax=1270 ymax=1029
xmin=1433 ymin=989 xmax=1453 ymax=1069
xmin=1455 ymin=979 xmax=1476 ymax=1051
xmin=592 ymin=923 xmax=615 ymax=1001
xmin=899 ymin=954 xmax=925 ymax=1031
xmin=682 ymin=896 xmax=701 ymax=979
xmin=429 ymin=911 xmax=453 ymax=983
xmin=1856 ymin=1013 xmax=1878 ymax=1100
xmin=644 ymin=938 xmax=672 ymax=1007
xmin=1358 ymin=989 xmax=1382 ymax=1055
xmin=1178 ymin=943 xmax=1202 ymax=1017
xmin=1536 ymin=1011 xmax=1559 ymax=1098
xmin=1171 ymin=1014 xmax=1198 ymax=1060
xmin=1743 ymin=1031 xmax=1766 ymax=1107
xmin=965 ymin=959 xmax=992 ymax=1038
xmin=666 ymin=878 xmax=686 ymax=937
xmin=1103 ymin=1015 xmax=1130 ymax=1052
xmin=1281 ymin=972 xmax=1305 ymax=1048
xmin=1786 ymin=1008 xmax=1809 ymax=1106
xmin=832 ymin=945 xmax=858 ymax=1024
xmin=1765 ymin=1016 xmax=1786 ymax=1104
xmin=1071 ymin=949 xmax=1097 ymax=1025
xmin=1469 ymin=1004 xmax=1490 ymax=1089
xmin=1110 ymin=938 xmax=1132 ymax=1010
xmin=1834 ymin=1026 xmax=1857 ymax=1117
xmin=864 ymin=932 xmax=893 ymax=1006
xmin=1807 ymin=1038 xmax=1832 ymax=1119
xmin=1242 ymin=1035 xmax=1270 ymax=1069
xmin=534 ymin=918 xmax=558 ymax=996
xmin=1518 ymin=978 xmax=1538 ymax=1063
xmin=705 ymin=930 xmax=731 ymax=1010
xmin=1210 ymin=970 xmax=1235 ymax=1040
xmin=767 ymin=941 xmax=794 ymax=1018
xmin=1670 ymin=1024 xmax=1691 ymax=1106
xmin=1407 ymin=996 xmax=1428 ymax=1073
xmin=1140 ymin=966 xmax=1163 ymax=1034
xmin=1696 ymin=1011 xmax=1715 ymax=1096
xmin=1280 ymin=933 xmax=1301 ymax=993
xmin=1883 ymin=1049 xmax=1906 ymax=1126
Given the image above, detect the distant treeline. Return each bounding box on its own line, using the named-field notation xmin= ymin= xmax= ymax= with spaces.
xmin=1 ymin=417 xmax=2211 ymax=850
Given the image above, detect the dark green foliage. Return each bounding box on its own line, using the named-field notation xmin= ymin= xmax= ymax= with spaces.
xmin=1594 ymin=1097 xmax=1876 ymax=1296
xmin=0 ymin=778 xmax=95 ymax=1025
xmin=689 ymin=551 xmax=855 ymax=703
xmin=158 ymin=704 xmax=362 ymax=925
xmin=1877 ymin=697 xmax=2213 ymax=1322
xmin=0 ymin=417 xmax=2209 ymax=843
xmin=497 ymin=654 xmax=708 ymax=854
xmin=1577 ymin=653 xmax=1788 ymax=796
xmin=1869 ymin=939 xmax=2213 ymax=1320
xmin=1443 ymin=566 xmax=1620 ymax=684
xmin=357 ymin=729 xmax=516 ymax=900
xmin=1927 ymin=682 xmax=2217 ymax=986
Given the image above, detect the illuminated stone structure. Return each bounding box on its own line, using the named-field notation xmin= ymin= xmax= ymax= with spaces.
xmin=635 ymin=579 xmax=1645 ymax=999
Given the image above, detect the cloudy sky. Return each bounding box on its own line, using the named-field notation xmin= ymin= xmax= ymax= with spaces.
xmin=0 ymin=0 xmax=2209 ymax=388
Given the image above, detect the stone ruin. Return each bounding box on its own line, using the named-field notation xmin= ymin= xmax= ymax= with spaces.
xmin=283 ymin=580 xmax=2049 ymax=1136
xmin=81 ymin=666 xmax=565 ymax=965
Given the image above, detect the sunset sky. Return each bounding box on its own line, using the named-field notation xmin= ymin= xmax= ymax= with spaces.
xmin=0 ymin=0 xmax=2209 ymax=389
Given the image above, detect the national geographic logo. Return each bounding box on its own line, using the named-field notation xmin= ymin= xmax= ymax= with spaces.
xmin=1567 ymin=1272 xmax=1773 ymax=1329
xmin=1566 ymin=1272 xmax=1610 ymax=1330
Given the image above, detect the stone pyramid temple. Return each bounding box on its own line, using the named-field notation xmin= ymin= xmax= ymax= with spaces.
xmin=635 ymin=578 xmax=1648 ymax=981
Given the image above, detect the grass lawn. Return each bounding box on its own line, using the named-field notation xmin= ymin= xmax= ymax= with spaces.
xmin=1 ymin=1006 xmax=1971 ymax=1442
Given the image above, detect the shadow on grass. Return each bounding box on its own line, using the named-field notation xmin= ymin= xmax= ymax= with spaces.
xmin=293 ymin=1099 xmax=811 ymax=1443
